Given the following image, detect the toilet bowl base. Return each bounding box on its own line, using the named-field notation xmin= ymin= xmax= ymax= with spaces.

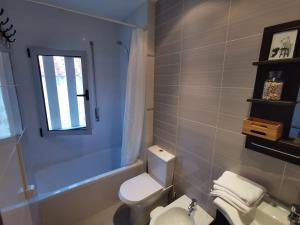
xmin=129 ymin=194 xmax=168 ymax=225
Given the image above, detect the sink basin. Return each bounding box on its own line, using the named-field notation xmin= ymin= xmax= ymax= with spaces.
xmin=214 ymin=197 xmax=290 ymax=225
xmin=152 ymin=207 xmax=195 ymax=225
xmin=150 ymin=195 xmax=213 ymax=225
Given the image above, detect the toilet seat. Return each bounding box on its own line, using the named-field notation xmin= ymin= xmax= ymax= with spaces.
xmin=119 ymin=173 xmax=163 ymax=205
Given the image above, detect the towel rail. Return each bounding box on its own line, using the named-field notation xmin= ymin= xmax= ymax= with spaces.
xmin=251 ymin=142 xmax=300 ymax=159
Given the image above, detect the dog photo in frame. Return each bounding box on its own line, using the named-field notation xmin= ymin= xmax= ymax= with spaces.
xmin=268 ymin=29 xmax=298 ymax=60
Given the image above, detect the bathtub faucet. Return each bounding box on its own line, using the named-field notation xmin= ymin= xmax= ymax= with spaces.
xmin=187 ymin=198 xmax=197 ymax=216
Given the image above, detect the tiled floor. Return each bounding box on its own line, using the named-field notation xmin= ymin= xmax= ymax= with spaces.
xmin=75 ymin=202 xmax=131 ymax=225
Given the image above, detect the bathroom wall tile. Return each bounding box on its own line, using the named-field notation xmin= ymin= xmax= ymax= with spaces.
xmin=174 ymin=173 xmax=209 ymax=209
xmin=181 ymin=44 xmax=225 ymax=73
xmin=177 ymin=118 xmax=215 ymax=162
xmin=180 ymin=86 xmax=220 ymax=113
xmin=156 ymin=30 xmax=182 ymax=49
xmin=154 ymin=119 xmax=177 ymax=137
xmin=146 ymin=57 xmax=155 ymax=109
xmin=179 ymin=70 xmax=222 ymax=87
xmin=222 ymin=35 xmax=262 ymax=88
xmin=153 ymin=135 xmax=176 ymax=154
xmin=154 ymin=120 xmax=177 ymax=144
xmin=219 ymin=88 xmax=252 ymax=118
xmin=154 ymin=110 xmax=177 ymax=126
xmin=228 ymin=0 xmax=300 ymax=40
xmin=183 ymin=0 xmax=230 ymax=38
xmin=213 ymin=129 xmax=246 ymax=165
xmin=155 ymin=85 xmax=179 ymax=96
xmin=279 ymin=163 xmax=300 ymax=204
xmin=154 ymin=102 xmax=178 ymax=117
xmin=154 ymin=94 xmax=178 ymax=106
xmin=155 ymin=74 xmax=179 ymax=86
xmin=179 ymin=108 xmax=218 ymax=127
xmin=156 ymin=0 xmax=182 ymax=16
xmin=156 ymin=41 xmax=181 ymax=56
xmin=155 ymin=63 xmax=180 ymax=75
xmin=141 ymin=110 xmax=154 ymax=161
xmin=183 ymin=26 xmax=227 ymax=50
xmin=155 ymin=53 xmax=180 ymax=66
xmin=238 ymin=151 xmax=285 ymax=197
xmin=175 ymin=149 xmax=211 ymax=192
xmin=156 ymin=16 xmax=182 ymax=40
xmin=156 ymin=2 xmax=183 ymax=27
xmin=217 ymin=113 xmax=243 ymax=134
xmin=155 ymin=0 xmax=300 ymax=210
xmin=179 ymin=85 xmax=220 ymax=125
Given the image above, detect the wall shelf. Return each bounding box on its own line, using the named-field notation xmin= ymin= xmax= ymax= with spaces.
xmin=253 ymin=57 xmax=300 ymax=66
xmin=247 ymin=98 xmax=298 ymax=106
xmin=245 ymin=19 xmax=300 ymax=166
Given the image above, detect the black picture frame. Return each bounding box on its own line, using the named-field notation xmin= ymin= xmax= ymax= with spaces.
xmin=268 ymin=29 xmax=298 ymax=61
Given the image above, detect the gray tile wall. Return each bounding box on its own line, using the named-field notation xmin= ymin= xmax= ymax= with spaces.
xmin=154 ymin=0 xmax=300 ymax=213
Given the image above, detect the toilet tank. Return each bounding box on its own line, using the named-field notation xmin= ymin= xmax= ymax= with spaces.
xmin=147 ymin=145 xmax=175 ymax=187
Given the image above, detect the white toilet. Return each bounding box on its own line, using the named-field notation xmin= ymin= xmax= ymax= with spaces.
xmin=119 ymin=145 xmax=175 ymax=225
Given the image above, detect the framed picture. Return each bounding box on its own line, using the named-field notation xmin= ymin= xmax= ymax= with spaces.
xmin=268 ymin=29 xmax=298 ymax=60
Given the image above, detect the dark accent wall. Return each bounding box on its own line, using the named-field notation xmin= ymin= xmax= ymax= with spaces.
xmin=154 ymin=0 xmax=300 ymax=214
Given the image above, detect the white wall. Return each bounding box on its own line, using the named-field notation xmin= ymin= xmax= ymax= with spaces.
xmin=5 ymin=0 xmax=125 ymax=183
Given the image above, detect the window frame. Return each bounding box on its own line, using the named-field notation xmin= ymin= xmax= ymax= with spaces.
xmin=30 ymin=47 xmax=92 ymax=136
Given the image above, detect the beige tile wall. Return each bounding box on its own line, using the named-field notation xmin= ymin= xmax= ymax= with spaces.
xmin=154 ymin=0 xmax=300 ymax=213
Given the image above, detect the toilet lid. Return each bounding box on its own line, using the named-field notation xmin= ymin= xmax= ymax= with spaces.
xmin=119 ymin=173 xmax=163 ymax=204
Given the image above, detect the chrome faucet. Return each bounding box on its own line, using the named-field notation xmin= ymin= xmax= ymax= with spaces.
xmin=187 ymin=198 xmax=197 ymax=216
xmin=289 ymin=204 xmax=300 ymax=225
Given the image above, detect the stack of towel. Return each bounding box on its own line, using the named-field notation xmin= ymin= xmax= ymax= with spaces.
xmin=210 ymin=171 xmax=266 ymax=213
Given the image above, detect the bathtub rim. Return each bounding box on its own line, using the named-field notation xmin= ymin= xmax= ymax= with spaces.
xmin=30 ymin=159 xmax=144 ymax=203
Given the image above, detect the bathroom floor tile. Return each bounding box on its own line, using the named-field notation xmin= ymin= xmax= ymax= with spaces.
xmin=75 ymin=202 xmax=131 ymax=225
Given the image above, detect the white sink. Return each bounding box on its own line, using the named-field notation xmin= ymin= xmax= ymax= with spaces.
xmin=152 ymin=207 xmax=195 ymax=225
xmin=214 ymin=197 xmax=290 ymax=225
xmin=150 ymin=195 xmax=213 ymax=225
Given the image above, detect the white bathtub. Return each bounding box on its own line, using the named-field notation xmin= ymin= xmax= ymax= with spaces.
xmin=30 ymin=150 xmax=144 ymax=225
xmin=35 ymin=148 xmax=121 ymax=195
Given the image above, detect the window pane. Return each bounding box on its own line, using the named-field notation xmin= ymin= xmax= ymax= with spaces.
xmin=37 ymin=55 xmax=87 ymax=131
xmin=74 ymin=58 xmax=86 ymax=127
xmin=0 ymin=52 xmax=22 ymax=139
xmin=0 ymin=87 xmax=11 ymax=139
xmin=53 ymin=56 xmax=72 ymax=129
xmin=38 ymin=56 xmax=52 ymax=130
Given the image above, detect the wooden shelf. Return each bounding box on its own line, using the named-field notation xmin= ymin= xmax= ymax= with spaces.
xmin=247 ymin=98 xmax=298 ymax=106
xmin=252 ymin=57 xmax=300 ymax=66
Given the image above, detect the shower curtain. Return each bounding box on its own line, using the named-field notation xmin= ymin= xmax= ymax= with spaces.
xmin=121 ymin=28 xmax=147 ymax=166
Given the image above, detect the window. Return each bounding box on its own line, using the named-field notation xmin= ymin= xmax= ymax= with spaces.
xmin=0 ymin=51 xmax=22 ymax=140
xmin=30 ymin=48 xmax=91 ymax=136
xmin=0 ymin=86 xmax=11 ymax=139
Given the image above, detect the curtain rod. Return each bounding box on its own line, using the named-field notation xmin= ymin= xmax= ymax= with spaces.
xmin=26 ymin=0 xmax=142 ymax=29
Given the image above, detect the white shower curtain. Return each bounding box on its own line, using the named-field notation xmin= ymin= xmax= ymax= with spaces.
xmin=121 ymin=28 xmax=147 ymax=166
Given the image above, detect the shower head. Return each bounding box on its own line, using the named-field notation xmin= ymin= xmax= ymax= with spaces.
xmin=116 ymin=40 xmax=129 ymax=58
xmin=116 ymin=40 xmax=123 ymax=46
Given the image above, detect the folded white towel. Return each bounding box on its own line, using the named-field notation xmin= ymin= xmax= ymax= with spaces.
xmin=213 ymin=184 xmax=264 ymax=206
xmin=213 ymin=171 xmax=266 ymax=206
xmin=210 ymin=190 xmax=252 ymax=213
